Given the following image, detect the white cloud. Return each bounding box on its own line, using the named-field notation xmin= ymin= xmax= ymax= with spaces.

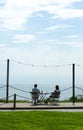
xmin=57 ymin=41 xmax=83 ymax=48
xmin=52 ymin=8 xmax=83 ymax=19
xmin=41 ymin=2 xmax=83 ymax=19
xmin=0 ymin=0 xmax=39 ymax=30
xmin=64 ymin=35 xmax=79 ymax=39
xmin=0 ymin=43 xmax=7 ymax=47
xmin=46 ymin=25 xmax=61 ymax=31
xmin=0 ymin=0 xmax=5 ymax=4
xmin=36 ymin=31 xmax=48 ymax=35
xmin=42 ymin=39 xmax=83 ymax=48
xmin=71 ymin=42 xmax=83 ymax=47
xmin=13 ymin=34 xmax=37 ymax=43
xmin=45 ymin=24 xmax=72 ymax=31
xmin=35 ymin=13 xmax=44 ymax=17
xmin=73 ymin=45 xmax=83 ymax=48
xmin=0 ymin=0 xmax=83 ymax=30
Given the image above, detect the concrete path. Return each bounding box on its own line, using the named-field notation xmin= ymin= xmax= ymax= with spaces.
xmin=0 ymin=102 xmax=83 ymax=111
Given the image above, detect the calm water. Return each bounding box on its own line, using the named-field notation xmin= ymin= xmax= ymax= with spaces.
xmin=0 ymin=84 xmax=83 ymax=101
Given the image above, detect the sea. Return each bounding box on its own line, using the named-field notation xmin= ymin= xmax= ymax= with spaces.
xmin=0 ymin=83 xmax=83 ymax=101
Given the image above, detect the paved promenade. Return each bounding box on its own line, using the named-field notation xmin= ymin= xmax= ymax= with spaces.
xmin=0 ymin=102 xmax=83 ymax=110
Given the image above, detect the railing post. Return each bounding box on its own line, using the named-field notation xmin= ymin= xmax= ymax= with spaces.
xmin=6 ymin=59 xmax=9 ymax=103
xmin=13 ymin=94 xmax=16 ymax=109
xmin=72 ymin=63 xmax=75 ymax=105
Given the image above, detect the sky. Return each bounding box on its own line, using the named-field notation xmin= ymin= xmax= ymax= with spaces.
xmin=0 ymin=0 xmax=83 ymax=87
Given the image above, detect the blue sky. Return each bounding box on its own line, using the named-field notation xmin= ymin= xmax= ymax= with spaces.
xmin=0 ymin=0 xmax=83 ymax=86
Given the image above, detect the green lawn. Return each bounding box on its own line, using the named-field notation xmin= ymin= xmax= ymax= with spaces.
xmin=0 ymin=111 xmax=83 ymax=130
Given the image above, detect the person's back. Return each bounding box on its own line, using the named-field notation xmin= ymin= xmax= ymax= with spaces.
xmin=31 ymin=84 xmax=40 ymax=104
xmin=51 ymin=85 xmax=60 ymax=98
xmin=32 ymin=84 xmax=40 ymax=94
xmin=32 ymin=87 xmax=40 ymax=94
xmin=45 ymin=85 xmax=60 ymax=104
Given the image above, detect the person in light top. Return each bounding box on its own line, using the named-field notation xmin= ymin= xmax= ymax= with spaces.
xmin=31 ymin=84 xmax=40 ymax=105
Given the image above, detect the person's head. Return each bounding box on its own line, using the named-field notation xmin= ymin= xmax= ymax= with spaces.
xmin=34 ymin=84 xmax=37 ymax=88
xmin=55 ymin=85 xmax=59 ymax=90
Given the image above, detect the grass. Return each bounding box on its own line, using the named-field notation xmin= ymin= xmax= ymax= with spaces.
xmin=0 ymin=111 xmax=83 ymax=130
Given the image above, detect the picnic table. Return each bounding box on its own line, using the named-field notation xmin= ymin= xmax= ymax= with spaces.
xmin=39 ymin=92 xmax=49 ymax=103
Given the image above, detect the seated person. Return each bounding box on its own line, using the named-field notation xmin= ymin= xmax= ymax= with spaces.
xmin=45 ymin=85 xmax=60 ymax=103
xmin=31 ymin=84 xmax=40 ymax=105
xmin=50 ymin=85 xmax=60 ymax=98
